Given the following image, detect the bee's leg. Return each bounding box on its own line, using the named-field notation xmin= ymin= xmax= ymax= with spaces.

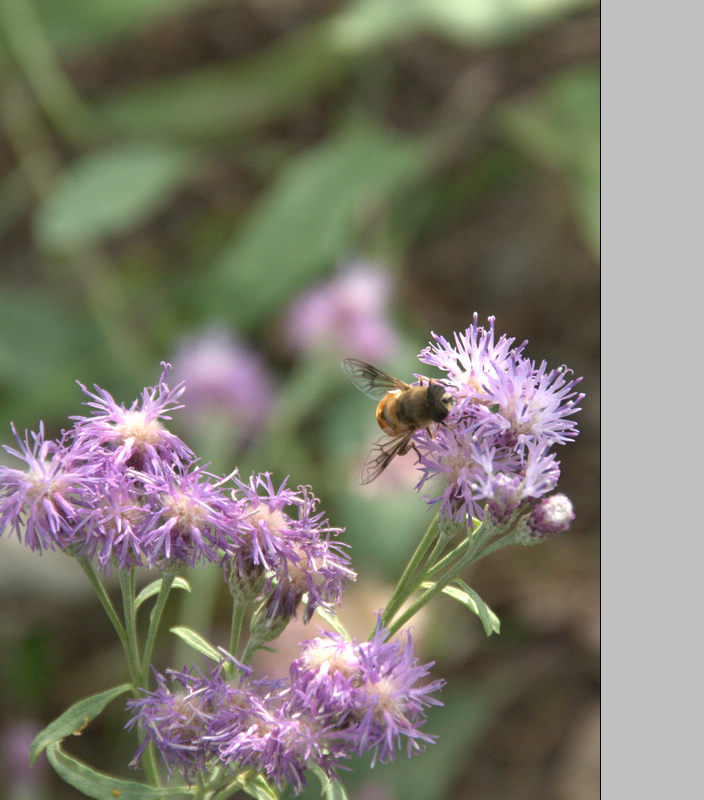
xmin=410 ymin=442 xmax=423 ymax=463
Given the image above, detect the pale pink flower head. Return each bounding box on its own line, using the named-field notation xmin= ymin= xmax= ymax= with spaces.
xmin=284 ymin=261 xmax=398 ymax=361
xmin=171 ymin=326 xmax=275 ymax=442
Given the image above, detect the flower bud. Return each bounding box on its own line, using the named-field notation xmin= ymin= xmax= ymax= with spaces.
xmin=519 ymin=493 xmax=575 ymax=544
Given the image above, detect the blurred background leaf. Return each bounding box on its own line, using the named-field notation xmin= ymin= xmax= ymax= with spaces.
xmin=496 ymin=64 xmax=600 ymax=256
xmin=34 ymin=144 xmax=198 ymax=251
xmin=205 ymin=118 xmax=428 ymax=327
xmin=32 ymin=0 xmax=218 ymax=54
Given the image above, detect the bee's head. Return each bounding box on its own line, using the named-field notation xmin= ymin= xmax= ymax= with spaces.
xmin=427 ymin=382 xmax=456 ymax=423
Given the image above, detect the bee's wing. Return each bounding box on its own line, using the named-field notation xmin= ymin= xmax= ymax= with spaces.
xmin=359 ymin=431 xmax=414 ymax=484
xmin=341 ymin=358 xmax=410 ymax=400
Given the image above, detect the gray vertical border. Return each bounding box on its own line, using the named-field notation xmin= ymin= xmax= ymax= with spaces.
xmin=603 ymin=1 xmax=700 ymax=796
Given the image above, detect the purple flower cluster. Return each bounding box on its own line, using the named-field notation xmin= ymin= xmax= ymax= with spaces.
xmin=0 ymin=365 xmax=353 ymax=620
xmin=413 ymin=315 xmax=584 ymax=525
xmin=228 ymin=472 xmax=356 ymax=624
xmin=127 ymin=622 xmax=443 ymax=793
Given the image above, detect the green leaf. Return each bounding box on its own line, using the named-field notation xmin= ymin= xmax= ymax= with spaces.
xmin=135 ymin=577 xmax=191 ymax=611
xmin=421 ymin=580 xmax=500 ymax=636
xmin=314 ymin=607 xmax=352 ymax=641
xmin=204 ymin=119 xmax=428 ymax=327
xmin=96 ymin=28 xmax=346 ymax=140
xmin=0 ymin=287 xmax=102 ymax=427
xmin=419 ymin=0 xmax=599 ymax=45
xmin=46 ymin=741 xmax=190 ymax=799
xmin=35 ymin=0 xmax=214 ymax=55
xmin=30 ymin=683 xmax=132 ymax=764
xmin=34 ymin=144 xmax=197 ymax=251
xmin=311 ymin=765 xmax=350 ymax=800
xmin=495 ymin=64 xmax=600 ymax=255
xmin=328 ymin=0 xmax=598 ymax=50
xmin=239 ymin=773 xmax=281 ymax=800
xmin=169 ymin=626 xmax=221 ymax=662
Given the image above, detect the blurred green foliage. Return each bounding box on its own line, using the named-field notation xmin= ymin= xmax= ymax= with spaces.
xmin=0 ymin=1 xmax=599 ymax=798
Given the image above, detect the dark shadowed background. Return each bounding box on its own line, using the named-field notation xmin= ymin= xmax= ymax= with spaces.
xmin=0 ymin=1 xmax=599 ymax=798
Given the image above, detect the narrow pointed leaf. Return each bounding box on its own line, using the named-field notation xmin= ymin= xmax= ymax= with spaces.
xmin=314 ymin=606 xmax=352 ymax=641
xmin=30 ymin=683 xmax=132 ymax=764
xmin=240 ymin=773 xmax=281 ymax=800
xmin=46 ymin=741 xmax=190 ymax=799
xmin=135 ymin=577 xmax=191 ymax=611
xmin=311 ymin=765 xmax=350 ymax=800
xmin=169 ymin=626 xmax=221 ymax=662
xmin=421 ymin=580 xmax=500 ymax=636
xmin=205 ymin=120 xmax=428 ymax=326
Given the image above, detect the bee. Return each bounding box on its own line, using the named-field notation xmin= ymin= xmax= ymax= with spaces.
xmin=341 ymin=358 xmax=456 ymax=484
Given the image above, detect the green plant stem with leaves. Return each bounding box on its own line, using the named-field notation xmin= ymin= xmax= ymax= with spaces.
xmin=377 ymin=510 xmax=527 ymax=640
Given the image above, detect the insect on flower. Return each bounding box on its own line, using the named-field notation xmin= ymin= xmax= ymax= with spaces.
xmin=341 ymin=358 xmax=456 ymax=484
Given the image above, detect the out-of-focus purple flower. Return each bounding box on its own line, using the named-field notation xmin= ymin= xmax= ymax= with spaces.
xmin=170 ymin=327 xmax=275 ymax=443
xmin=413 ymin=314 xmax=583 ymax=526
xmin=1 ymin=719 xmax=48 ymax=799
xmin=283 ymin=261 xmax=398 ymax=362
xmin=71 ymin=362 xmax=193 ymax=473
xmin=0 ymin=423 xmax=94 ymax=553
xmin=229 ymin=473 xmax=355 ymax=623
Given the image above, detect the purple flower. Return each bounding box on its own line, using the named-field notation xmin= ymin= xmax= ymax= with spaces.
xmin=211 ymin=679 xmax=342 ymax=794
xmin=126 ymin=659 xmax=249 ymax=781
xmin=290 ymin=623 xmax=444 ymax=767
xmin=283 ymin=261 xmax=398 ymax=362
xmin=170 ymin=327 xmax=275 ymax=444
xmin=473 ymin=356 xmax=584 ymax=447
xmin=229 ymin=473 xmax=355 ymax=623
xmin=71 ymin=362 xmax=193 ymax=473
xmin=128 ymin=661 xmax=340 ymax=793
xmin=412 ymin=315 xmax=583 ymax=525
xmin=419 ymin=314 xmax=523 ymax=403
xmin=128 ymin=622 xmax=444 ymax=794
xmin=0 ymin=424 xmax=94 ymax=553
xmin=69 ymin=464 xmax=147 ymax=570
xmin=136 ymin=465 xmax=243 ymax=569
xmin=1 ymin=719 xmax=48 ymax=796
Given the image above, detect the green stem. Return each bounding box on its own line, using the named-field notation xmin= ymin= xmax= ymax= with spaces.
xmin=118 ymin=568 xmax=142 ymax=688
xmin=76 ymin=557 xmax=127 ymax=649
xmin=385 ymin=528 xmax=521 ymax=639
xmin=422 ymin=521 xmax=496 ymax=585
xmin=117 ymin=569 xmax=164 ymax=789
xmin=377 ymin=512 xmax=442 ymax=634
xmin=240 ymin=637 xmax=262 ymax=665
xmin=142 ymin=742 xmax=164 ymax=792
xmin=379 ymin=523 xmax=475 ymax=636
xmin=0 ymin=0 xmax=102 ymax=144
xmin=229 ymin=601 xmax=245 ymax=660
xmin=141 ymin=573 xmax=175 ymax=680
